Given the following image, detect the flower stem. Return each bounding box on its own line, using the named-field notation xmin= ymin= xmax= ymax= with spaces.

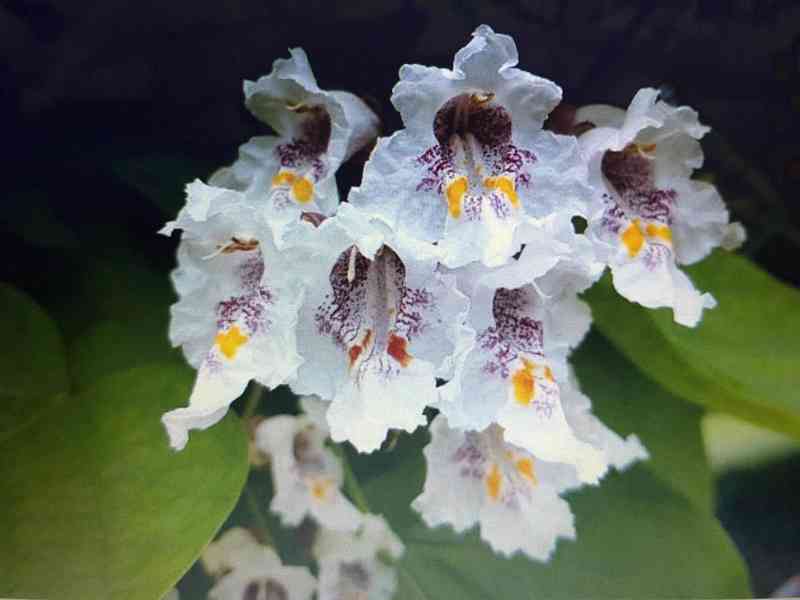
xmin=242 ymin=383 xmax=262 ymax=420
xmin=244 ymin=484 xmax=276 ymax=549
xmin=331 ymin=443 xmax=371 ymax=513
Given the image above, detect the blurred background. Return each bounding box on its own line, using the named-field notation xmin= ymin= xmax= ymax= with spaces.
xmin=3 ymin=1 xmax=800 ymax=596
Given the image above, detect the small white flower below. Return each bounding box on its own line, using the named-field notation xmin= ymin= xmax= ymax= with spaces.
xmin=255 ymin=396 xmax=362 ymax=532
xmin=314 ymin=514 xmax=405 ymax=600
xmin=202 ymin=527 xmax=316 ymax=600
xmin=413 ymin=408 xmax=645 ymax=561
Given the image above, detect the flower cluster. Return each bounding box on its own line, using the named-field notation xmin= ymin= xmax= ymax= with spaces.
xmin=202 ymin=517 xmax=402 ymax=600
xmin=206 ymin=396 xmax=406 ymax=600
xmin=162 ymin=25 xmax=742 ymax=564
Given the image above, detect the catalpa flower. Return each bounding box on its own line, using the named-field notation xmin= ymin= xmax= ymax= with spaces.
xmin=161 ymin=181 xmax=303 ymax=450
xmin=313 ymin=514 xmax=405 ymax=600
xmin=202 ymin=527 xmax=316 ymax=600
xmin=576 ymin=88 xmax=745 ymax=326
xmin=349 ymin=25 xmax=591 ymax=268
xmin=291 ymin=204 xmax=469 ymax=452
xmin=255 ymin=395 xmax=362 ymax=531
xmin=413 ymin=399 xmax=645 ymax=560
xmin=211 ymin=48 xmax=379 ymax=246
xmin=437 ymin=214 xmax=607 ymax=482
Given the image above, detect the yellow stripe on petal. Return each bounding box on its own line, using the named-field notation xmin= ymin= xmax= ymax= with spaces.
xmin=445 ymin=176 xmax=468 ymax=218
xmin=511 ymin=358 xmax=535 ymax=406
xmin=621 ymin=219 xmax=645 ymax=258
xmin=215 ymin=325 xmax=248 ymax=360
xmin=484 ymin=175 xmax=519 ymax=207
xmin=311 ymin=479 xmax=332 ymax=500
xmin=646 ymin=223 xmax=672 ymax=243
xmin=516 ymin=457 xmax=537 ymax=485
xmin=272 ymin=170 xmax=314 ymax=204
xmin=272 ymin=171 xmax=296 ymax=187
xmin=292 ymin=177 xmax=314 ymax=204
xmin=486 ymin=463 xmax=502 ymax=501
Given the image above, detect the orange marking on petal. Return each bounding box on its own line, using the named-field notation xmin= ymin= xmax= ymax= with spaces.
xmin=445 ymin=176 xmax=468 ymax=218
xmin=215 ymin=325 xmax=249 ymax=359
xmin=387 ymin=334 xmax=412 ymax=367
xmin=292 ymin=177 xmax=314 ymax=204
xmin=544 ymin=365 xmax=554 ymax=382
xmin=621 ymin=219 xmax=645 ymax=258
xmin=348 ymin=329 xmax=373 ymax=368
xmin=272 ymin=170 xmax=314 ymax=204
xmin=512 ymin=358 xmax=535 ymax=406
xmin=272 ymin=170 xmax=296 ymax=187
xmin=348 ymin=344 xmax=363 ymax=366
xmin=645 ymin=223 xmax=672 ymax=243
xmin=484 ymin=175 xmax=519 ymax=207
xmin=486 ymin=463 xmax=502 ymax=501
xmin=311 ymin=479 xmax=331 ymax=500
xmin=515 ymin=457 xmax=537 ymax=485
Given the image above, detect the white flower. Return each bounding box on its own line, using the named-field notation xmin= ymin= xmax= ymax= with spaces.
xmin=255 ymin=395 xmax=362 ymax=531
xmin=160 ymin=181 xmax=304 ymax=450
xmin=576 ymin=87 xmax=745 ymax=327
xmin=348 ymin=24 xmax=591 ymax=268
xmin=437 ymin=214 xmax=608 ymax=483
xmin=412 ymin=407 xmax=645 ymax=561
xmin=313 ymin=514 xmax=405 ymax=600
xmin=291 ymin=204 xmax=470 ymax=452
xmin=202 ymin=527 xmax=316 ymax=600
xmin=210 ymin=48 xmax=379 ymax=247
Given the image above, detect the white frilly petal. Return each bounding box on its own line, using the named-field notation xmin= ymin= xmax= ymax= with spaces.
xmin=578 ymin=88 xmax=742 ymax=327
xmin=161 ymin=181 xmax=303 ymax=450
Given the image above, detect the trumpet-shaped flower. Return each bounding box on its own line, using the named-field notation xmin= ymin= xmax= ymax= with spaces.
xmin=413 ymin=404 xmax=645 ymax=561
xmin=576 ymin=88 xmax=745 ymax=326
xmin=291 ymin=204 xmax=469 ymax=452
xmin=255 ymin=396 xmax=362 ymax=531
xmin=161 ymin=181 xmax=303 ymax=450
xmin=210 ymin=48 xmax=379 ymax=246
xmin=349 ymin=25 xmax=591 ymax=268
xmin=313 ymin=514 xmax=405 ymax=600
xmin=437 ymin=214 xmax=607 ymax=482
xmin=202 ymin=527 xmax=316 ymax=600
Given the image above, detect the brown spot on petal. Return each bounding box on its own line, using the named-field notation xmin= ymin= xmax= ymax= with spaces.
xmin=387 ymin=333 xmax=412 ymax=367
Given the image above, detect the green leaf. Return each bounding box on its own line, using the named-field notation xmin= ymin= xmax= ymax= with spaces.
xmin=2 ymin=191 xmax=79 ymax=249
xmin=0 ymin=283 xmax=70 ymax=441
xmin=703 ymin=412 xmax=799 ymax=473
xmin=0 ymin=365 xmax=248 ymax=600
xmin=586 ymin=251 xmax=800 ymax=440
xmin=358 ymin=332 xmax=750 ymax=599
xmin=68 ymin=318 xmax=183 ymax=391
xmin=112 ymin=155 xmax=214 ymax=215
xmin=36 ymin=258 xmax=176 ymax=344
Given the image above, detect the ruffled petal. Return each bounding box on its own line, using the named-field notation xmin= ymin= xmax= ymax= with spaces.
xmin=578 ymin=89 xmax=742 ymax=326
xmin=161 ymin=181 xmax=303 ymax=450
xmin=350 ymin=26 xmax=589 ymax=268
xmin=292 ymin=206 xmax=469 ymax=451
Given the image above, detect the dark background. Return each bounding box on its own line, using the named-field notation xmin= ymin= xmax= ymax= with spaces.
xmin=3 ymin=1 xmax=799 ymax=595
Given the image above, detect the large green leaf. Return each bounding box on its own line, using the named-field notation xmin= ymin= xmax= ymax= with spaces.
xmin=357 ymin=332 xmax=750 ymax=599
xmin=0 ymin=365 xmax=248 ymax=600
xmin=36 ymin=257 xmax=176 ymax=344
xmin=0 ymin=283 xmax=70 ymax=441
xmin=586 ymin=251 xmax=800 ymax=440
xmin=68 ymin=318 xmax=183 ymax=391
